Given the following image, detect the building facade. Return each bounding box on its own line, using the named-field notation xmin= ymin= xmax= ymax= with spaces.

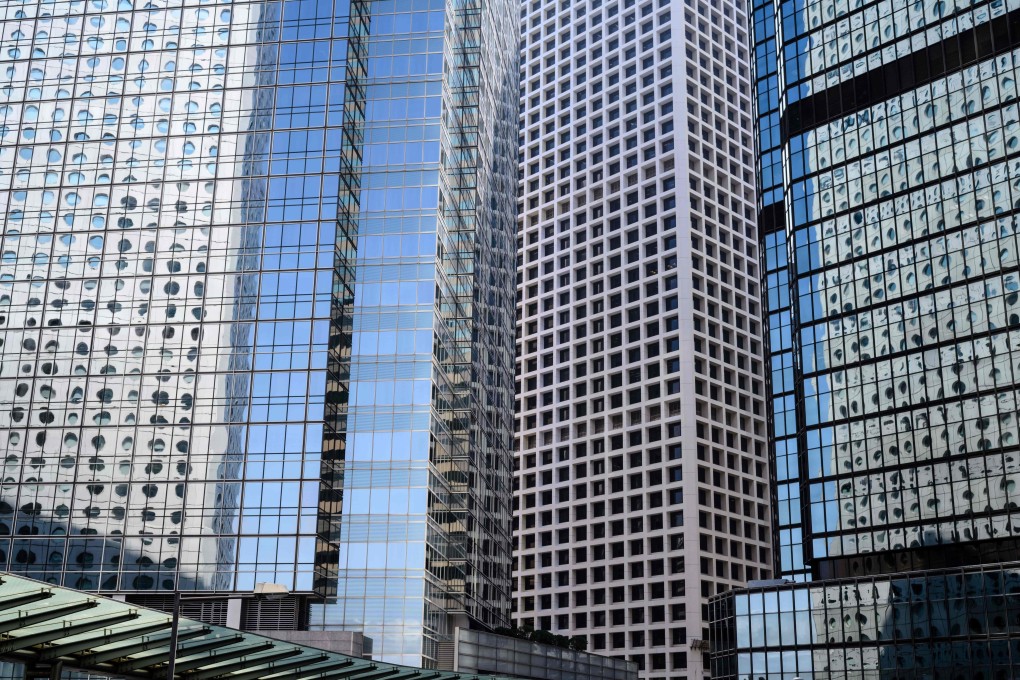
xmin=0 ymin=0 xmax=518 ymax=668
xmin=0 ymin=0 xmax=325 ymax=596
xmin=511 ymin=0 xmax=772 ymax=676
xmin=312 ymin=0 xmax=520 ymax=665
xmin=754 ymin=0 xmax=1020 ymax=587
xmin=453 ymin=628 xmax=638 ymax=680
xmin=709 ymin=562 xmax=1020 ymax=680
xmin=754 ymin=0 xmax=1020 ymax=589
xmin=710 ymin=0 xmax=1020 ymax=673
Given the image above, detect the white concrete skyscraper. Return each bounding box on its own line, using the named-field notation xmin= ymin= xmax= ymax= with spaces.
xmin=512 ymin=0 xmax=772 ymax=677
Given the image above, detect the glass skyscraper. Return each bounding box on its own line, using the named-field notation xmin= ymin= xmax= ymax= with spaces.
xmin=710 ymin=0 xmax=1020 ymax=675
xmin=314 ymin=0 xmax=519 ymax=665
xmin=0 ymin=0 xmax=517 ymax=668
xmin=757 ymin=0 xmax=1020 ymax=586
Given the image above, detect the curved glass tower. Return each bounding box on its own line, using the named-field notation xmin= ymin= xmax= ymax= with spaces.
xmin=762 ymin=0 xmax=1020 ymax=583
xmin=0 ymin=0 xmax=300 ymax=595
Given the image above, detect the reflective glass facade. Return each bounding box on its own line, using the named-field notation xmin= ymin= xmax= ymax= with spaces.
xmin=454 ymin=629 xmax=638 ymax=680
xmin=710 ymin=0 xmax=1020 ymax=672
xmin=754 ymin=0 xmax=1020 ymax=581
xmin=710 ymin=564 xmax=1020 ymax=679
xmin=0 ymin=0 xmax=518 ymax=668
xmin=312 ymin=0 xmax=519 ymax=664
xmin=0 ymin=0 xmax=338 ymax=596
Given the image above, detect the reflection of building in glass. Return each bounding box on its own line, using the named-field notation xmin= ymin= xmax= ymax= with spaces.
xmin=310 ymin=0 xmax=520 ymax=667
xmin=454 ymin=629 xmax=638 ymax=680
xmin=0 ymin=0 xmax=288 ymax=594
xmin=755 ymin=0 xmax=1020 ymax=586
xmin=710 ymin=563 xmax=1020 ymax=679
xmin=713 ymin=0 xmax=1020 ymax=673
xmin=802 ymin=55 xmax=1020 ymax=563
xmin=0 ymin=0 xmax=518 ymax=670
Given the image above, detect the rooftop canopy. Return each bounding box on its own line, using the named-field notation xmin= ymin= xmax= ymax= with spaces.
xmin=0 ymin=572 xmax=517 ymax=680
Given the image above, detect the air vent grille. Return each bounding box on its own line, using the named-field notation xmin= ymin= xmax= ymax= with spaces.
xmin=126 ymin=595 xmax=228 ymax=626
xmin=436 ymin=641 xmax=455 ymax=671
xmin=242 ymin=598 xmax=300 ymax=631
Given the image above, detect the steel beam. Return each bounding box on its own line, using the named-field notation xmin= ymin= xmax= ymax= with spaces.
xmin=0 ymin=601 xmax=98 ymax=635
xmin=184 ymin=649 xmax=311 ymax=680
xmin=0 ymin=610 xmax=140 ymax=655
xmin=81 ymin=626 xmax=210 ymax=665
xmin=38 ymin=620 xmax=173 ymax=661
xmin=259 ymin=658 xmax=357 ymax=680
xmin=339 ymin=668 xmax=403 ymax=680
xmin=200 ymin=653 xmax=326 ymax=680
xmin=168 ymin=641 xmax=276 ymax=673
xmin=0 ymin=590 xmax=54 ymax=613
xmin=114 ymin=636 xmax=246 ymax=673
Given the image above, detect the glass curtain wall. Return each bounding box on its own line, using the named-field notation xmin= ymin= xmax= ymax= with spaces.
xmin=710 ymin=563 xmax=1020 ymax=679
xmin=0 ymin=0 xmax=348 ymax=596
xmin=0 ymin=0 xmax=516 ymax=668
xmin=310 ymin=0 xmax=518 ymax=666
xmin=752 ymin=0 xmax=1020 ymax=582
xmin=713 ymin=0 xmax=1020 ymax=673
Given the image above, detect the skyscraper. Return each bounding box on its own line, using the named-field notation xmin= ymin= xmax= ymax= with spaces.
xmin=0 ymin=0 xmax=319 ymax=596
xmin=0 ymin=0 xmax=518 ymax=668
xmin=314 ymin=0 xmax=520 ymax=665
xmin=511 ymin=0 xmax=772 ymax=676
xmin=757 ymin=0 xmax=1020 ymax=584
xmin=710 ymin=0 xmax=1020 ymax=675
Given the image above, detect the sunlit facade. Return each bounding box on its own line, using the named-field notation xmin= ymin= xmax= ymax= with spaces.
xmin=512 ymin=0 xmax=772 ymax=677
xmin=757 ymin=0 xmax=1020 ymax=586
xmin=710 ymin=0 xmax=1020 ymax=674
xmin=710 ymin=562 xmax=1020 ymax=679
xmin=0 ymin=0 xmax=326 ymax=596
xmin=312 ymin=0 xmax=520 ymax=665
xmin=0 ymin=0 xmax=518 ymax=668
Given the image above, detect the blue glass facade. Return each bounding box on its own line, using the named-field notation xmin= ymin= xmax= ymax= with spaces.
xmin=711 ymin=563 xmax=1020 ymax=679
xmin=0 ymin=0 xmax=339 ymax=596
xmin=310 ymin=0 xmax=519 ymax=664
xmin=752 ymin=0 xmax=805 ymax=582
xmin=752 ymin=0 xmax=1020 ymax=584
xmin=712 ymin=0 xmax=1020 ymax=672
xmin=0 ymin=0 xmax=517 ymax=668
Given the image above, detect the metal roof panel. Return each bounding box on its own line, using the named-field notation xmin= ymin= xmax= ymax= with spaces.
xmin=0 ymin=572 xmax=522 ymax=680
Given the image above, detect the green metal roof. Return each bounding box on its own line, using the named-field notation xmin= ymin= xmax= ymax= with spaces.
xmin=0 ymin=572 xmax=517 ymax=680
